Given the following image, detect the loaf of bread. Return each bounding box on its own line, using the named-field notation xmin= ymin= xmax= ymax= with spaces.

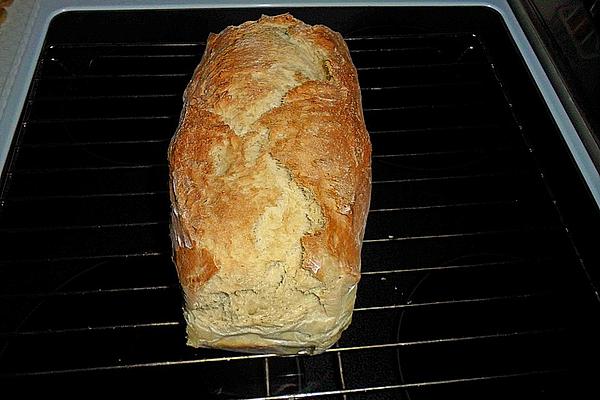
xmin=168 ymin=14 xmax=371 ymax=354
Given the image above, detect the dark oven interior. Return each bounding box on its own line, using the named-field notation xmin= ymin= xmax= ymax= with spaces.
xmin=1 ymin=6 xmax=600 ymax=397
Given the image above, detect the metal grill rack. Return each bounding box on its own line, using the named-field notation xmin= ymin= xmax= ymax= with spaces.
xmin=1 ymin=7 xmax=599 ymax=398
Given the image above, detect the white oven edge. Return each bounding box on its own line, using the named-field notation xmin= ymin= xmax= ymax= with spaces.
xmin=1 ymin=0 xmax=599 ymax=209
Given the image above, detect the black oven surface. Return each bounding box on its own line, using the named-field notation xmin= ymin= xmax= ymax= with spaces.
xmin=1 ymin=7 xmax=599 ymax=397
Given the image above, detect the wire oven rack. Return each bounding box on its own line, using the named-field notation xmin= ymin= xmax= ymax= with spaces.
xmin=1 ymin=7 xmax=599 ymax=398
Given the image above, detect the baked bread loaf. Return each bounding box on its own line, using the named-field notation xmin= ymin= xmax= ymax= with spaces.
xmin=168 ymin=14 xmax=371 ymax=354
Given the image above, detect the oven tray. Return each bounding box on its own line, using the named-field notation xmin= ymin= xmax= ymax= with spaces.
xmin=1 ymin=7 xmax=599 ymax=397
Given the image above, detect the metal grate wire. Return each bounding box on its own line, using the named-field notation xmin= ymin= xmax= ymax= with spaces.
xmin=0 ymin=10 xmax=599 ymax=398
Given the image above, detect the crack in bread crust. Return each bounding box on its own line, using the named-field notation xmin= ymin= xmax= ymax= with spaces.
xmin=168 ymin=14 xmax=371 ymax=354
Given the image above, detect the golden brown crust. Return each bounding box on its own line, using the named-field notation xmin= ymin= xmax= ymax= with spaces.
xmin=168 ymin=14 xmax=371 ymax=354
xmin=263 ymin=79 xmax=371 ymax=280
